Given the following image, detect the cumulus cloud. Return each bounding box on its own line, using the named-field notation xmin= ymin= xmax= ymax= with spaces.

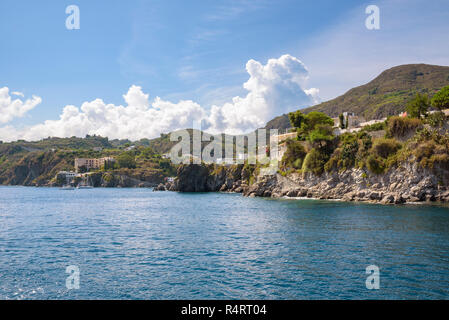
xmin=0 ymin=87 xmax=41 ymax=124
xmin=205 ymin=54 xmax=317 ymax=133
xmin=0 ymin=55 xmax=318 ymax=142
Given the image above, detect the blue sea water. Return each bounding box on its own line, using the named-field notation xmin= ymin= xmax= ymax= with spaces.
xmin=0 ymin=186 xmax=448 ymax=300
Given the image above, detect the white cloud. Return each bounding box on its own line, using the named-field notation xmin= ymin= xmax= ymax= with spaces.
xmin=0 ymin=87 xmax=41 ymax=124
xmin=204 ymin=54 xmax=317 ymax=134
xmin=0 ymin=55 xmax=317 ymax=142
xmin=11 ymin=91 xmax=24 ymax=97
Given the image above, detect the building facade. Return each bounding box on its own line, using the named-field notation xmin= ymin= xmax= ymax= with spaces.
xmin=74 ymin=157 xmax=115 ymax=172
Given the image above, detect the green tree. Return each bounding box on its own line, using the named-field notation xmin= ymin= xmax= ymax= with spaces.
xmin=302 ymin=148 xmax=328 ymax=175
xmin=117 ymin=152 xmax=136 ymax=169
xmin=288 ymin=110 xmax=305 ymax=128
xmin=281 ymin=139 xmax=307 ymax=169
xmin=307 ymin=124 xmax=334 ymax=149
xmin=301 ymin=111 xmax=334 ymax=133
xmin=431 ymin=85 xmax=449 ymax=111
xmin=339 ymin=113 xmax=345 ymax=129
xmin=406 ymin=93 xmax=430 ymax=118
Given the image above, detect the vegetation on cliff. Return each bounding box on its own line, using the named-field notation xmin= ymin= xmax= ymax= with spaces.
xmin=264 ymin=64 xmax=449 ymax=131
xmin=281 ymin=86 xmax=449 ymax=178
xmin=0 ymin=139 xmax=176 ymax=186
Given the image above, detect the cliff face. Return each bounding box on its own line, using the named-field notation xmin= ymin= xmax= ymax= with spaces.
xmin=89 ymin=171 xmax=162 ymax=188
xmin=0 ymin=150 xmax=165 ymax=187
xmin=0 ymin=151 xmax=69 ymax=186
xmin=162 ymin=163 xmax=449 ymax=204
xmin=161 ymin=164 xmax=249 ymax=192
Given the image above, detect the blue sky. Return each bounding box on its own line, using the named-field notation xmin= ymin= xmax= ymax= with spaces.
xmin=1 ymin=0 xmax=448 ymax=141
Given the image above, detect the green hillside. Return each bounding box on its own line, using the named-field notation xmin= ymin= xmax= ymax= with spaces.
xmin=265 ymin=64 xmax=449 ymax=130
xmin=303 ymin=64 xmax=449 ymax=119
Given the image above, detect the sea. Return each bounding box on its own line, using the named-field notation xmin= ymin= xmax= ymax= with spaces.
xmin=0 ymin=186 xmax=448 ymax=299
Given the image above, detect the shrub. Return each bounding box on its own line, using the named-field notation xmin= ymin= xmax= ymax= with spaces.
xmin=117 ymin=152 xmax=136 ymax=169
xmin=324 ymin=150 xmax=339 ymax=172
xmin=428 ymin=154 xmax=449 ymax=170
xmin=307 ymin=124 xmax=334 ymax=149
xmin=362 ymin=121 xmax=386 ymax=132
xmin=372 ymin=138 xmax=402 ymax=159
xmin=425 ymin=111 xmax=446 ymax=127
xmin=302 ymin=148 xmax=328 ymax=175
xmin=406 ymin=92 xmax=430 ymax=118
xmin=387 ymin=116 xmax=422 ymax=138
xmin=281 ymin=140 xmax=307 ymax=170
xmin=293 ymin=158 xmax=303 ymax=169
xmin=413 ymin=141 xmax=436 ymax=162
xmin=366 ymin=155 xmax=385 ymax=174
xmin=431 ymin=85 xmax=449 ymax=111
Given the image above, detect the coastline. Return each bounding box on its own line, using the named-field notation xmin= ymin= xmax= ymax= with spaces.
xmin=155 ymin=163 xmax=449 ymax=206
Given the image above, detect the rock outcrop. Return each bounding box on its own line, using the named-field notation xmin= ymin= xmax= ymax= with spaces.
xmin=163 ymin=164 xmax=247 ymax=192
xmin=161 ymin=162 xmax=449 ymax=204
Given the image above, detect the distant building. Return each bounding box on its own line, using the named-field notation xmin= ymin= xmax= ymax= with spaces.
xmin=332 ymin=117 xmax=340 ymax=128
xmin=93 ymin=147 xmax=103 ymax=152
xmin=125 ymin=145 xmax=136 ymax=151
xmin=58 ymin=171 xmax=77 ymax=180
xmin=74 ymin=157 xmax=115 ymax=172
xmin=277 ymin=142 xmax=288 ymax=160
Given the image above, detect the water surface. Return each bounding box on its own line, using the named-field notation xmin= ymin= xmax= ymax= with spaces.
xmin=0 ymin=186 xmax=448 ymax=299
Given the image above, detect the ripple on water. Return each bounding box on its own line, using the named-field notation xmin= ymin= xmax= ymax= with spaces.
xmin=0 ymin=186 xmax=448 ymax=299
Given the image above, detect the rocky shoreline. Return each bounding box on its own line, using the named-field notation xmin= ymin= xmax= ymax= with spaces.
xmin=154 ymin=163 xmax=449 ymax=205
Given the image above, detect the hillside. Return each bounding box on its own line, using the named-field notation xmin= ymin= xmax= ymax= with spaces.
xmin=303 ymin=64 xmax=449 ymax=119
xmin=0 ymin=139 xmax=176 ymax=186
xmin=264 ymin=114 xmax=291 ymax=131
xmin=265 ymin=64 xmax=449 ymax=130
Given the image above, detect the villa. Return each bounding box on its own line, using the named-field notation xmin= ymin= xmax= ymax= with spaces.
xmin=74 ymin=157 xmax=115 ymax=172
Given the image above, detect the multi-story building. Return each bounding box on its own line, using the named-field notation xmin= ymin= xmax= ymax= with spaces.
xmin=74 ymin=157 xmax=115 ymax=172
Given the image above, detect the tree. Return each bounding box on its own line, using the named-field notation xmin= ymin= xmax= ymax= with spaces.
xmin=406 ymin=93 xmax=430 ymax=118
xmin=301 ymin=111 xmax=334 ymax=133
xmin=281 ymin=140 xmax=307 ymax=169
xmin=307 ymin=124 xmax=334 ymax=149
xmin=118 ymin=152 xmax=136 ymax=169
xmin=288 ymin=110 xmax=305 ymax=129
xmin=431 ymin=85 xmax=449 ymax=111
xmin=339 ymin=113 xmax=345 ymax=129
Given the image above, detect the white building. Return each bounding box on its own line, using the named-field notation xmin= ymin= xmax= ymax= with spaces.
xmin=58 ymin=171 xmax=77 ymax=180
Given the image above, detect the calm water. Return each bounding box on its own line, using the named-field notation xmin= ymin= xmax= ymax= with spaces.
xmin=0 ymin=186 xmax=448 ymax=300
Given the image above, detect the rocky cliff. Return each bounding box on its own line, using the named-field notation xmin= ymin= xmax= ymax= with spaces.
xmin=158 ymin=163 xmax=449 ymax=204
xmin=157 ymin=164 xmax=250 ymax=192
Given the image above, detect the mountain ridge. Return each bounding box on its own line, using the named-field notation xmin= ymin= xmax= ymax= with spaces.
xmin=265 ymin=63 xmax=449 ymax=130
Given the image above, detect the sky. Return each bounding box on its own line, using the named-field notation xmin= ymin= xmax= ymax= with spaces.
xmin=0 ymin=0 xmax=448 ymax=141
